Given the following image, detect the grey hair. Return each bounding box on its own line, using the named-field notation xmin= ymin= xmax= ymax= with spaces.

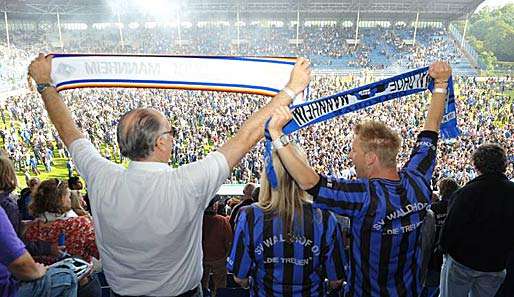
xmin=472 ymin=143 xmax=507 ymax=175
xmin=117 ymin=108 xmax=165 ymax=160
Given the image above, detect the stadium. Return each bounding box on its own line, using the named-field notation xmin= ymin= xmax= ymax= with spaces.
xmin=0 ymin=0 xmax=513 ymax=297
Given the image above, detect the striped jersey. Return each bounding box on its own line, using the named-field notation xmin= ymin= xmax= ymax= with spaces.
xmin=308 ymin=131 xmax=438 ymax=297
xmin=226 ymin=202 xmax=347 ymax=297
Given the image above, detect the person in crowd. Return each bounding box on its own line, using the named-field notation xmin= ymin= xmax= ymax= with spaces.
xmin=2 ymin=66 xmax=513 ymax=187
xmin=28 ymin=53 xmax=310 ymax=296
xmin=266 ymin=61 xmax=451 ymax=297
xmin=18 ymin=177 xmax=40 ymax=221
xmin=432 ymin=178 xmax=459 ymax=227
xmin=439 ymin=144 xmax=514 ymax=297
xmin=66 ymin=159 xmax=75 ymax=178
xmin=229 ymin=183 xmax=256 ymax=230
xmin=68 ymin=176 xmax=91 ymax=212
xmin=0 ymin=155 xmax=22 ymax=235
xmin=67 ymin=177 xmax=83 ymax=191
xmin=69 ymin=190 xmax=90 ymax=217
xmin=0 ymin=155 xmax=66 ymax=257
xmin=225 ymin=198 xmax=240 ymax=216
xmin=420 ymin=178 xmax=460 ymax=297
xmin=24 ymin=178 xmax=99 ymax=264
xmin=227 ymin=143 xmax=346 ymax=296
xmin=0 ymin=206 xmax=78 ymax=297
xmin=24 ymin=178 xmax=101 ymax=296
xmin=201 ymin=197 xmax=233 ymax=296
xmin=420 ymin=207 xmax=436 ymax=297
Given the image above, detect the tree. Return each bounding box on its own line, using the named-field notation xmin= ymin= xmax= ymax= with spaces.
xmin=463 ymin=4 xmax=514 ymax=66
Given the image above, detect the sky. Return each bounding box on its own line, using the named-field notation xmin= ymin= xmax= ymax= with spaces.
xmin=476 ymin=0 xmax=514 ymax=10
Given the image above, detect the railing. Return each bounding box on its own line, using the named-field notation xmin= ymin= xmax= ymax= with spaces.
xmin=448 ymin=23 xmax=486 ymax=70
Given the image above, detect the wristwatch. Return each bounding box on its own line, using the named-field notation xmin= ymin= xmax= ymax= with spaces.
xmin=272 ymin=134 xmax=290 ymax=150
xmin=36 ymin=82 xmax=54 ymax=93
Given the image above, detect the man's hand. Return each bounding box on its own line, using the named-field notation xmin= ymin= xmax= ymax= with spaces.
xmin=286 ymin=57 xmax=311 ymax=95
xmin=424 ymin=61 xmax=452 ymax=132
xmin=268 ymin=106 xmax=293 ymax=139
xmin=27 ymin=53 xmax=84 ymax=147
xmin=29 ymin=53 xmax=53 ymax=84
xmin=429 ymin=61 xmax=451 ymax=83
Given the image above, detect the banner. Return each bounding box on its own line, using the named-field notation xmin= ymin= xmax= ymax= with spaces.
xmin=264 ymin=66 xmax=460 ymax=188
xmin=50 ymin=54 xmax=303 ymax=98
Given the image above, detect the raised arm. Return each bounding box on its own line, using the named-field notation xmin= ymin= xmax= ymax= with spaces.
xmin=423 ymin=61 xmax=452 ymax=132
xmin=28 ymin=54 xmax=84 ymax=148
xmin=218 ymin=58 xmax=311 ymax=169
xmin=268 ymin=106 xmax=320 ymax=190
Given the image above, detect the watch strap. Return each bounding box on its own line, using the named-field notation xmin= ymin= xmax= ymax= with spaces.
xmin=37 ymin=83 xmax=54 ymax=93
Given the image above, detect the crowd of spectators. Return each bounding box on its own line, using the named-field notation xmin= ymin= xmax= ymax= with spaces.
xmin=0 ymin=22 xmax=512 ymax=297
xmin=1 ymin=24 xmax=474 ymax=92
xmin=1 ymin=75 xmax=512 ymax=188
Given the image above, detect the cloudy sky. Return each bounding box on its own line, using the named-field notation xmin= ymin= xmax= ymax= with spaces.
xmin=476 ymin=0 xmax=514 ymax=10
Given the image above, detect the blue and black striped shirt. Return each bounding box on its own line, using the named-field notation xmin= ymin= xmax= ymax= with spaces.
xmin=227 ymin=203 xmax=347 ymax=297
xmin=308 ymin=131 xmax=438 ymax=297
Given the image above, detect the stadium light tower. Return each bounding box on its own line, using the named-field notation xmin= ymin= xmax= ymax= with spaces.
xmin=3 ymin=10 xmax=9 ymax=49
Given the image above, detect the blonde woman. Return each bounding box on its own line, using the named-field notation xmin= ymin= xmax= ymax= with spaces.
xmin=227 ymin=145 xmax=346 ymax=296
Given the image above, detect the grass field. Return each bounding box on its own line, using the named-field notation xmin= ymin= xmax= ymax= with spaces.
xmin=0 ymin=110 xmax=81 ymax=192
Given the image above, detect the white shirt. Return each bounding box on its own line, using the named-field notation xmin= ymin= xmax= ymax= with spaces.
xmin=69 ymin=138 xmax=230 ymax=296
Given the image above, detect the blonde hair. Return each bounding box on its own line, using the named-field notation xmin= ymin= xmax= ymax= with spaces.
xmin=354 ymin=120 xmax=402 ymax=168
xmin=258 ymin=143 xmax=311 ymax=235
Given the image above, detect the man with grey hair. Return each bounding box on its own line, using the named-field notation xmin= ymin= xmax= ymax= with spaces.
xmin=439 ymin=143 xmax=514 ymax=297
xmin=28 ymin=53 xmax=311 ymax=297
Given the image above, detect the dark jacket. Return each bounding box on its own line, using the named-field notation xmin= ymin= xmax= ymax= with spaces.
xmin=228 ymin=197 xmax=254 ymax=231
xmin=440 ymin=173 xmax=514 ymax=272
xmin=421 ymin=209 xmax=436 ymax=286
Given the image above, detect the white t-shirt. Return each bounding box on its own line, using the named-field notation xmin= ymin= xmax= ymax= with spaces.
xmin=69 ymin=138 xmax=230 ymax=296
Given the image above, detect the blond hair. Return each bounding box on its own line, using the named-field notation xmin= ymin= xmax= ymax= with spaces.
xmin=258 ymin=143 xmax=311 ymax=235
xmin=354 ymin=120 xmax=402 ymax=168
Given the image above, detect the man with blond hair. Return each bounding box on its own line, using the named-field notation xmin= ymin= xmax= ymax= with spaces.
xmin=267 ymin=61 xmax=452 ymax=297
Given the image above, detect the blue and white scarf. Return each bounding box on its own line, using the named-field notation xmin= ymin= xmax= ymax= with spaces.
xmin=264 ymin=66 xmax=460 ymax=188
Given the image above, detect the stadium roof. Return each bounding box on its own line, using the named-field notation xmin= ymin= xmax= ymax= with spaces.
xmin=1 ymin=0 xmax=485 ymax=22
